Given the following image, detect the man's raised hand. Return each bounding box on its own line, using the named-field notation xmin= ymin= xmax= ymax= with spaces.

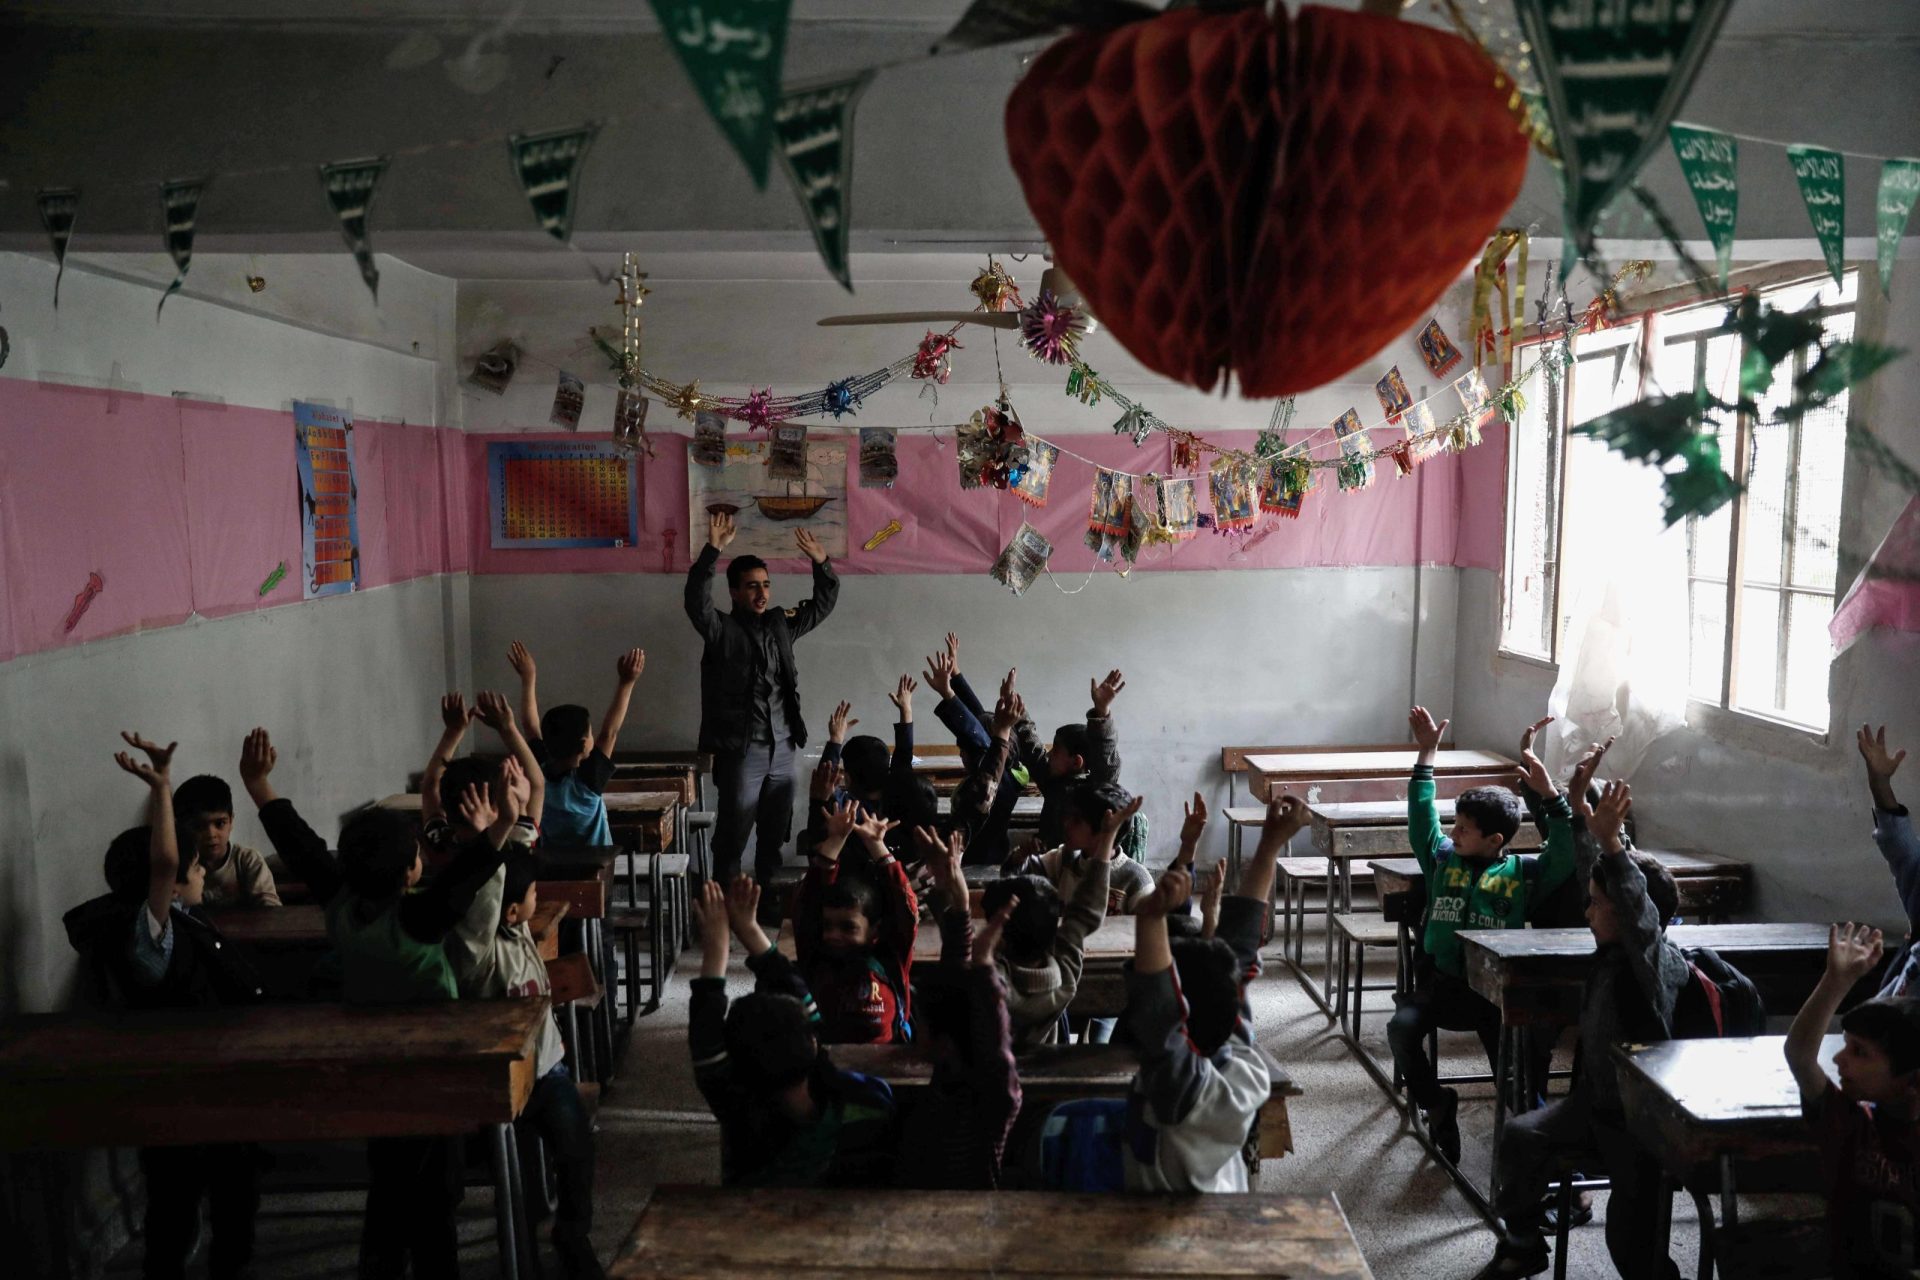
xmin=708 ymin=510 xmax=737 ymax=551
xmin=794 ymin=527 xmax=828 ymax=564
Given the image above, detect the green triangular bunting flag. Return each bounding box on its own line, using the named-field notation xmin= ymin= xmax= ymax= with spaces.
xmin=1788 ymin=144 xmax=1846 ymax=286
xmin=648 ymin=0 xmax=792 ymax=189
xmin=933 ymin=0 xmax=1155 ymax=52
xmin=157 ymin=176 xmax=210 ymax=317
xmin=1876 ymin=158 xmax=1920 ymax=299
xmin=1669 ymin=124 xmax=1737 ymax=286
xmin=319 ymin=157 xmax=388 ymax=301
xmin=509 ymin=124 xmax=599 ymax=242
xmin=1515 ymin=0 xmax=1731 ymax=264
xmin=774 ymin=73 xmax=872 ymax=292
xmin=36 ymin=188 xmax=78 ymax=308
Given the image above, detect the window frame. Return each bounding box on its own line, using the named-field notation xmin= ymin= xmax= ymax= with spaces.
xmin=1495 ymin=262 xmax=1868 ymax=743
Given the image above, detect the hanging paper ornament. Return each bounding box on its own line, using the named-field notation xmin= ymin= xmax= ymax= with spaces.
xmin=1330 ymin=409 xmax=1373 ymax=489
xmin=1113 ymin=403 xmax=1152 ymax=445
xmin=1018 ymin=289 xmax=1088 ymax=365
xmin=1086 ymin=468 xmax=1134 ymax=559
xmin=1155 ymin=475 xmax=1199 ymax=540
xmin=1877 ymin=158 xmax=1920 ymax=299
xmin=36 ymin=188 xmax=78 ymax=307
xmin=668 ymin=380 xmax=706 ymax=420
xmin=1787 ymin=144 xmax=1847 ymax=287
xmin=742 ymin=387 xmax=776 ymax=431
xmin=822 ymin=377 xmax=862 ymax=418
xmin=1373 ymin=368 xmax=1413 ymax=426
xmin=1670 ymin=124 xmax=1739 ymax=287
xmin=319 ymin=156 xmax=388 ymax=300
xmin=692 ymin=410 xmax=728 ymax=466
xmin=509 ymin=124 xmax=599 ymax=241
xmin=1581 ymin=260 xmax=1654 ymax=333
xmin=773 ymin=73 xmax=873 ymax=290
xmin=1470 ymin=230 xmax=1528 ymax=368
xmin=912 ymin=330 xmax=961 ymax=383
xmin=1012 ymin=439 xmax=1061 ymax=507
xmin=157 ymin=175 xmax=210 ymax=316
xmin=990 ymin=521 xmax=1054 ymax=595
xmin=1005 ymin=3 xmax=1529 ymax=395
xmin=858 ymin=427 xmax=899 ymax=489
xmin=1386 ymin=438 xmax=1417 ymax=477
xmin=958 ymin=402 xmax=1030 ymax=491
xmin=1336 ymin=454 xmax=1371 ymax=492
xmin=970 ymin=259 xmax=1023 ymax=311
xmin=647 ymin=0 xmax=793 ymax=189
xmin=613 ymin=389 xmax=651 ymax=455
xmin=767 ymin=423 xmax=809 ymax=480
xmin=1453 ymin=369 xmax=1499 ymax=442
xmin=1172 ymin=435 xmax=1198 ymax=471
xmin=469 ymin=341 xmax=520 ymax=395
xmin=1416 ymin=318 xmax=1464 ymax=380
xmin=1065 ymin=360 xmax=1102 ymax=405
xmin=1209 ymin=457 xmax=1258 ymax=531
xmin=549 ymin=370 xmax=586 ymax=430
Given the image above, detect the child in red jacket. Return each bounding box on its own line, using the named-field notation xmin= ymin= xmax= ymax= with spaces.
xmin=790 ymin=798 xmax=919 ymax=1043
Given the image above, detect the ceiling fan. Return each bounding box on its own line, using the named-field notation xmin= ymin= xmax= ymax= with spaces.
xmin=815 ymin=263 xmax=1097 ymax=336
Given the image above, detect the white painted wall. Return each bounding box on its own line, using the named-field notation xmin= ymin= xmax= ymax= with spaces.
xmin=0 ymin=251 xmax=468 ymax=1018
xmin=1452 ymin=261 xmax=1920 ymax=924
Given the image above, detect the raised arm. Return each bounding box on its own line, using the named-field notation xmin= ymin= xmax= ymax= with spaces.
xmin=684 ymin=515 xmax=730 ymax=643
xmin=1859 ymin=725 xmax=1920 ymax=929
xmin=1588 ymin=782 xmax=1688 ymax=1027
xmin=1084 ymin=669 xmax=1126 ymax=783
xmin=241 ymin=727 xmax=344 ymax=905
xmin=475 ymin=690 xmax=545 ymax=823
xmin=1515 ymin=726 xmax=1578 ymax=893
xmin=422 ymin=693 xmax=472 ymax=826
xmin=114 ymin=733 xmax=180 ymax=930
xmin=1788 ymin=922 xmax=1883 ymax=1101
xmin=951 ymin=694 xmax=1018 ymax=840
xmin=400 ymin=763 xmax=521 ymax=943
xmin=507 ymin=642 xmax=542 ymax=743
xmin=1407 ymin=707 xmax=1449 ymax=874
xmin=595 ymin=648 xmax=646 ymax=758
xmin=1240 ymin=794 xmax=1306 ymax=912
xmin=787 ymin=528 xmax=840 ymax=639
xmin=889 ymin=676 xmax=918 ymax=785
xmin=688 ymin=880 xmax=738 ymax=1110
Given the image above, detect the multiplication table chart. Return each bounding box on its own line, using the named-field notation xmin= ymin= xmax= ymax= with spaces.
xmin=488 ymin=440 xmax=638 ymax=549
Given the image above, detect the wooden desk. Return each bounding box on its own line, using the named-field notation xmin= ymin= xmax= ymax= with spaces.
xmin=375 ymin=791 xmax=679 ymax=853
xmin=0 ymin=1000 xmax=551 ymax=1280
xmin=1368 ymin=850 xmax=1751 ymax=927
xmin=936 ymin=793 xmax=1043 ymax=820
xmin=213 ymin=900 xmax=567 ymax=962
xmin=1223 ymin=740 xmax=1450 ymax=804
xmin=609 ymin=1186 xmax=1373 ymax=1279
xmin=1248 ymin=749 xmax=1516 ymax=804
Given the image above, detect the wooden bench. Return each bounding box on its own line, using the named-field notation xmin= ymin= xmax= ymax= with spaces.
xmin=1222 ymin=740 xmax=1449 ymax=805
xmin=1248 ymin=749 xmax=1516 ymax=806
xmin=1330 ymin=913 xmax=1405 ymax=1068
xmin=607 ymin=854 xmax=672 ymax=1024
xmin=544 ymin=951 xmax=604 ymax=1081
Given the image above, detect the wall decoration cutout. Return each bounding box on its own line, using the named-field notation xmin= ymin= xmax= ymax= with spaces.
xmin=689 ymin=432 xmax=848 ymax=559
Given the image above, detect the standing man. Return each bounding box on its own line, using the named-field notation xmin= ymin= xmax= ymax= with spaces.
xmin=685 ymin=511 xmax=840 ymax=884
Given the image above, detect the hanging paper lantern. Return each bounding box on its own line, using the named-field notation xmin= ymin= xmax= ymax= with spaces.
xmin=742 ymin=387 xmax=776 ymax=432
xmin=1005 ymin=4 xmax=1529 ymax=396
xmin=1018 ymin=289 xmax=1088 ymax=365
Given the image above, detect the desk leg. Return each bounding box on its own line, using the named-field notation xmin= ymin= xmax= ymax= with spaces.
xmin=1719 ymin=1153 xmax=1738 ymax=1229
xmin=1319 ymin=853 xmax=1339 ymax=1015
xmin=1491 ymin=1025 xmax=1514 ymax=1206
xmin=487 ymin=1122 xmax=530 ymax=1280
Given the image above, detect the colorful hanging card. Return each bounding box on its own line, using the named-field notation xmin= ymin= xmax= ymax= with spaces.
xmin=1374 ymin=365 xmax=1414 ymax=425
xmin=319 ymin=156 xmax=387 ymax=300
xmin=1118 ymin=494 xmax=1148 ymax=563
xmin=1453 ymin=370 xmax=1498 ymax=447
xmin=1157 ymin=476 xmax=1199 ymax=539
xmin=648 ymin=0 xmax=792 ymax=189
xmin=1415 ymin=318 xmax=1463 ymax=379
xmin=157 ymin=176 xmax=209 ymax=316
xmin=1209 ymin=457 xmax=1257 ymax=532
xmin=509 ymin=124 xmax=599 ymax=242
xmin=469 ymin=341 xmax=519 ymax=394
xmin=1876 ymin=158 xmax=1920 ymax=298
xmin=1085 ymin=468 xmax=1133 ymax=559
xmin=956 ymin=418 xmax=988 ymax=490
xmin=1331 ymin=408 xmax=1373 ymax=489
xmin=774 ymin=73 xmax=872 ymax=291
xmin=1669 ymin=124 xmax=1738 ymax=286
xmin=858 ymin=427 xmax=898 ymax=489
xmin=1011 ymin=438 xmax=1060 ymax=507
xmin=293 ymin=401 xmax=361 ymax=599
xmin=691 ymin=410 xmax=728 ymax=466
xmin=37 ymin=188 xmax=78 ymax=307
xmin=990 ymin=521 xmax=1054 ymax=595
xmin=767 ymin=422 xmax=809 ymax=481
xmin=612 ymin=388 xmax=650 ymax=455
xmin=1514 ymin=0 xmax=1731 ymax=265
xmin=1788 ymin=144 xmax=1847 ymax=287
xmin=549 ymin=371 xmax=585 ymax=430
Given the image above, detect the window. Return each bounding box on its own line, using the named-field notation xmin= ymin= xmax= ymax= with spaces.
xmin=1500 ymin=269 xmax=1858 ymax=732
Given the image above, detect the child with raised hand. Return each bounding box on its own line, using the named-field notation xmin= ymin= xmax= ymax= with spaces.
xmin=1787 ymin=921 xmax=1920 ymax=1280
xmin=173 ymin=768 xmax=281 ymax=909
xmin=1388 ymin=706 xmax=1577 ymax=1165
xmin=688 ymin=879 xmax=897 ymax=1187
xmin=1009 ymin=781 xmax=1156 ymax=917
xmin=511 ymin=641 xmax=644 ymax=848
xmin=798 ymin=680 xmax=929 ymax=863
xmin=64 ymin=732 xmax=268 ymax=1280
xmin=241 ymin=725 xmax=521 ymax=1279
xmin=1473 ymin=779 xmax=1688 ymax=1279
xmin=984 ymin=794 xmax=1137 ymax=1051
xmin=1858 ymin=725 xmax=1920 ymax=998
xmin=1012 ymin=668 xmax=1131 ymax=853
xmin=788 ymin=797 xmax=918 ymax=1043
xmin=1121 ymin=794 xmax=1300 ymax=1193
xmin=421 ymin=691 xmax=546 ymax=864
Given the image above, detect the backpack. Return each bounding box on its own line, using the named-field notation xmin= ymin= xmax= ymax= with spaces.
xmin=1670 ymin=945 xmax=1766 ymax=1038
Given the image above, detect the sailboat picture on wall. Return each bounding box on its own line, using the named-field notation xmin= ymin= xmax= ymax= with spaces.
xmin=688 ymin=431 xmax=848 ymax=560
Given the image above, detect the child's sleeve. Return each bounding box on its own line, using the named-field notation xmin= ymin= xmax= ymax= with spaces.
xmin=966 ymin=963 xmax=1022 ymax=1146
xmin=875 ymin=856 xmax=920 ymax=971
xmin=1215 ymin=895 xmax=1267 ymax=989
xmin=951 ymin=672 xmax=990 ymax=727
xmin=445 ymin=864 xmax=507 ymax=990
xmin=578 ymin=752 xmax=615 ymax=796
xmin=1051 ymin=857 xmax=1110 ymax=987
xmin=746 ymin=942 xmax=822 ymax=1022
xmin=1084 ymin=707 xmax=1121 ymax=784
xmin=256 ymin=798 xmax=344 ymax=904
xmin=1527 ymin=790 xmax=1578 ymax=895
xmin=937 ymin=905 xmax=973 ymax=967
xmin=1407 ymin=765 xmax=1445 ymax=876
xmin=1873 ymin=805 xmax=1920 ymax=933
xmin=689 ymin=974 xmax=736 ymax=1114
xmin=236 ymin=846 xmax=283 ymax=907
xmin=1594 ymin=851 xmax=1692 ymax=1033
xmin=1121 ymin=958 xmax=1210 ymax=1126
xmin=1012 ymin=714 xmax=1048 ymax=776
xmin=891 ymin=720 xmax=916 ymax=789
xmin=950 ymin=731 xmax=1013 ymax=842
xmin=401 ymin=832 xmax=511 ymax=944
xmin=792 ymin=857 xmax=832 ymax=966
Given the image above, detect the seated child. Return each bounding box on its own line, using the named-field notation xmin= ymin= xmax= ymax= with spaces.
xmin=982 ymin=795 xmax=1135 ymax=1051
xmin=800 ymin=681 xmax=932 ymax=862
xmin=790 ymin=799 xmax=918 ymax=1043
xmin=63 ymin=733 xmax=266 ymax=1280
xmin=510 ymin=640 xmax=644 ymax=848
xmin=1120 ymin=794 xmax=1302 ymax=1192
xmin=1474 ymin=780 xmax=1688 ymax=1280
xmin=1787 ymin=921 xmax=1920 ymax=1280
xmin=923 ymin=635 xmax=1025 ymax=866
xmin=1012 ymin=668 xmax=1137 ymax=856
xmin=1388 ymin=706 xmax=1576 ymax=1164
xmin=1859 ymin=725 xmax=1920 ymax=998
xmin=689 ymin=878 xmax=897 ymax=1186
xmin=1007 ymin=781 xmax=1154 ymax=916
xmin=242 ymin=726 xmax=519 ymax=1280
xmin=173 ymin=771 xmax=282 ymax=908
xmin=904 ymin=829 xmax=1023 ymax=1189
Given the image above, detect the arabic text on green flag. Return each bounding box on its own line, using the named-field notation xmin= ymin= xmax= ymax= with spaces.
xmin=1669 ymin=124 xmax=1737 ymax=285
xmin=509 ymin=124 xmax=599 ymax=242
xmin=1788 ymin=144 xmax=1846 ymax=287
xmin=1876 ymin=158 xmax=1920 ymax=298
xmin=320 ymin=157 xmax=388 ymax=300
xmin=649 ymin=0 xmax=792 ymax=190
xmin=774 ymin=72 xmax=872 ymax=291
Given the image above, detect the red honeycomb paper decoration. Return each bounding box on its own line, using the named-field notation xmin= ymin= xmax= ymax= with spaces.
xmin=1005 ymin=4 xmax=1530 ymax=398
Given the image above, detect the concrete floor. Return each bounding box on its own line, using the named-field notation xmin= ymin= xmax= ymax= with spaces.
xmin=108 ymin=911 xmax=1707 ymax=1280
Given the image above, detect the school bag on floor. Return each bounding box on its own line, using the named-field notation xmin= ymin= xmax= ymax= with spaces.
xmin=1670 ymin=945 xmax=1766 ymax=1038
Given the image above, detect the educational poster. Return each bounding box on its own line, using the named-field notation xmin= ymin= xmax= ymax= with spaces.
xmin=293 ymin=400 xmax=361 ymax=598
xmin=688 ymin=432 xmax=848 ymax=560
xmin=488 ymin=439 xmax=638 ymax=549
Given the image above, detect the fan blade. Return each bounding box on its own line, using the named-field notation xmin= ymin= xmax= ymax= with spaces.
xmin=815 ymin=311 xmax=1020 ymax=329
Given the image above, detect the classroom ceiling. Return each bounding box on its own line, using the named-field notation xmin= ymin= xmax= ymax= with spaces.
xmin=2 ymin=2 xmax=1917 ymax=281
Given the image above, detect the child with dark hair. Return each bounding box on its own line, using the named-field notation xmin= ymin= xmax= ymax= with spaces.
xmin=1856 ymin=725 xmax=1920 ymax=999
xmin=509 ymin=641 xmax=644 ymax=848
xmin=1474 ymin=780 xmax=1689 ymax=1279
xmin=173 ymin=771 xmax=282 ymax=908
xmin=63 ymin=733 xmax=267 ymax=1280
xmin=1788 ymin=921 xmax=1920 ymax=1280
xmin=689 ymin=879 xmax=897 ymax=1187
xmin=421 ymin=691 xmax=545 ymax=864
xmin=922 ymin=634 xmax=1028 ymax=866
xmin=242 ymin=726 xmax=521 ymax=1280
xmin=789 ymin=797 xmax=919 ymax=1044
xmin=1012 ymin=668 xmax=1130 ymax=853
xmin=1120 ymin=794 xmax=1301 ymax=1192
xmin=983 ymin=795 xmax=1135 ymax=1051
xmin=1388 ymin=707 xmax=1578 ymax=1165
xmin=799 ymin=679 xmax=922 ymax=862
xmin=1008 ymin=780 xmax=1155 ymax=916
xmin=905 ymin=828 xmax=1024 ymax=1189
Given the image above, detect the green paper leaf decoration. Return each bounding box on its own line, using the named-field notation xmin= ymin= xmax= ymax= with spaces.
xmin=649 ymin=0 xmax=793 ymax=189
xmin=1779 ymin=341 xmax=1906 ymax=423
xmin=1574 ymin=390 xmax=1740 ymax=525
